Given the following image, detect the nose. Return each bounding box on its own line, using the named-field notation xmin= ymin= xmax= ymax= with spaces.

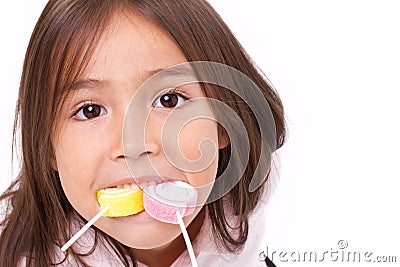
xmin=123 ymin=111 xmax=165 ymax=178
xmin=110 ymin=109 xmax=160 ymax=161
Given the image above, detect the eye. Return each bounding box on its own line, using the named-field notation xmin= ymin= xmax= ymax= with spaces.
xmin=74 ymin=103 xmax=107 ymax=120
xmin=153 ymin=89 xmax=188 ymax=109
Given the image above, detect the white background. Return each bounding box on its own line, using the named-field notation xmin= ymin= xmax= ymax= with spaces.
xmin=1 ymin=1 xmax=399 ymax=266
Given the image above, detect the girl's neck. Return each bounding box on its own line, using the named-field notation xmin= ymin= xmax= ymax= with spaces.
xmin=131 ymin=207 xmax=206 ymax=267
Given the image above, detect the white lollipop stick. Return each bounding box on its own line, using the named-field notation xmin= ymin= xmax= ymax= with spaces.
xmin=176 ymin=211 xmax=198 ymax=267
xmin=61 ymin=206 xmax=109 ymax=252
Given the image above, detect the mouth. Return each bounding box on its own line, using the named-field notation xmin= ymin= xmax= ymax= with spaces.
xmin=101 ymin=176 xmax=171 ymax=191
xmin=97 ymin=177 xmax=198 ymax=224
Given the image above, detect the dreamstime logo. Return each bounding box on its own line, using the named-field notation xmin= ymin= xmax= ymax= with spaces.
xmin=122 ymin=61 xmax=277 ymax=204
xmin=258 ymin=240 xmax=398 ymax=264
xmin=337 ymin=240 xmax=348 ymax=249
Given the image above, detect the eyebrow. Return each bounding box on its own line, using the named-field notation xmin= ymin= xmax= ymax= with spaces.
xmin=146 ymin=67 xmax=195 ymax=78
xmin=68 ymin=78 xmax=110 ymax=91
xmin=68 ymin=66 xmax=195 ymax=91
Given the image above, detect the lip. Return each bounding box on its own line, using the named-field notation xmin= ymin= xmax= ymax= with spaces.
xmin=100 ymin=175 xmax=180 ymax=190
xmin=102 ymin=177 xmax=135 ymax=188
xmin=134 ymin=175 xmax=174 ymax=185
xmin=116 ymin=209 xmax=159 ymax=223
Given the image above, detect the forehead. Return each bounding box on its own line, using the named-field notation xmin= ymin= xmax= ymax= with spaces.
xmin=80 ymin=11 xmax=188 ymax=86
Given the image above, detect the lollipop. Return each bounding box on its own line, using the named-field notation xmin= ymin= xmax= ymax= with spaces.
xmin=96 ymin=185 xmax=144 ymax=217
xmin=143 ymin=181 xmax=198 ymax=224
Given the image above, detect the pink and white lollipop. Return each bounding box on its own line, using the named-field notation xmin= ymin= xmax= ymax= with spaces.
xmin=143 ymin=180 xmax=198 ymax=224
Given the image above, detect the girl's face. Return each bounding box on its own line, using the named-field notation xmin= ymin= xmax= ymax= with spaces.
xmin=53 ymin=12 xmax=222 ymax=248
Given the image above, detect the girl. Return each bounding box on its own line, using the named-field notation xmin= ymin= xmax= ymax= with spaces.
xmin=0 ymin=0 xmax=285 ymax=266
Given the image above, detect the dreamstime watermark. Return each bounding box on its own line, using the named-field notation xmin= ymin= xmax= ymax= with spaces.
xmin=258 ymin=240 xmax=397 ymax=264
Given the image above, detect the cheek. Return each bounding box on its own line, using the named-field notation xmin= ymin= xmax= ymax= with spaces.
xmin=178 ymin=119 xmax=219 ymax=187
xmin=178 ymin=118 xmax=219 ymax=161
xmin=54 ymin=128 xmax=103 ymax=217
xmin=56 ymin=136 xmax=92 ymax=183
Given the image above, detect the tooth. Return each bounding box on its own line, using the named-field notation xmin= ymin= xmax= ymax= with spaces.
xmin=140 ymin=182 xmax=149 ymax=188
xmin=130 ymin=184 xmax=139 ymax=191
xmin=148 ymin=181 xmax=156 ymax=187
xmin=117 ymin=185 xmax=123 ymax=189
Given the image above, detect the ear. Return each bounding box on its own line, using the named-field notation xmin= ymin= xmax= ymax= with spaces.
xmin=218 ymin=126 xmax=230 ymax=149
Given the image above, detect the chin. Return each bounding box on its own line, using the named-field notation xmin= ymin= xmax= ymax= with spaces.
xmin=97 ymin=213 xmax=183 ymax=249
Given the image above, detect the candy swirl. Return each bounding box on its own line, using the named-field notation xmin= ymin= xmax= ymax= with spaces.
xmin=143 ymin=181 xmax=198 ymax=224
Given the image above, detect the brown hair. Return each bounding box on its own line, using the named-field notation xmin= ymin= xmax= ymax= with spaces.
xmin=0 ymin=0 xmax=286 ymax=266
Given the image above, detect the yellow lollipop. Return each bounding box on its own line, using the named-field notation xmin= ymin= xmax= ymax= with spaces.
xmin=96 ymin=187 xmax=144 ymax=217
